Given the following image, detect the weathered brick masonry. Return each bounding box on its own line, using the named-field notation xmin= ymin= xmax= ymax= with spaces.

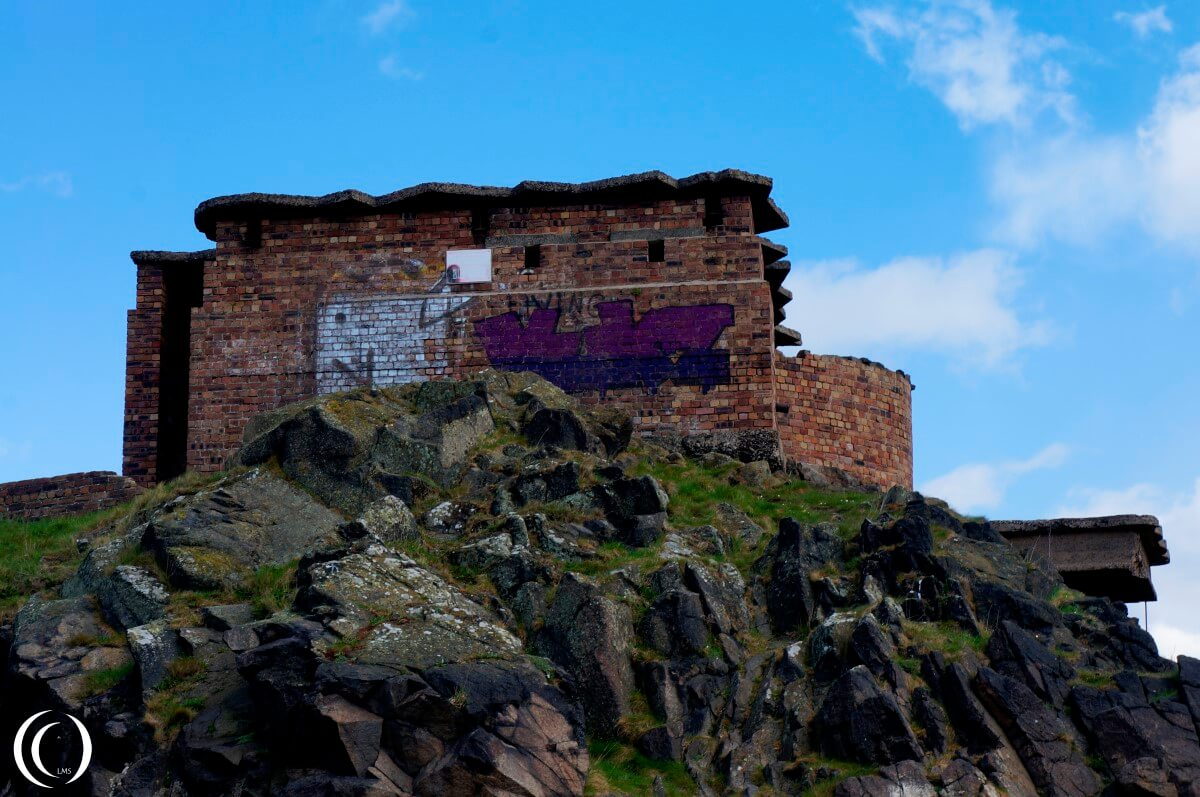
xmin=774 ymin=352 xmax=913 ymax=488
xmin=0 ymin=472 xmax=143 ymax=521
xmin=122 ymin=170 xmax=915 ymax=489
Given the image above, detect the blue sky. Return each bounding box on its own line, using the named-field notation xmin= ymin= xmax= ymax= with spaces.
xmin=2 ymin=0 xmax=1198 ymax=654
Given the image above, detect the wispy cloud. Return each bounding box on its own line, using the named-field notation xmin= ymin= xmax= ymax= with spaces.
xmin=854 ymin=2 xmax=1200 ymax=264
xmin=920 ymin=443 xmax=1070 ymax=512
xmin=0 ymin=171 xmax=73 ymax=198
xmin=363 ymin=0 xmax=414 ymax=35
xmin=852 ymin=0 xmax=1074 ymax=130
xmin=990 ymin=43 xmax=1200 ymax=255
xmin=1056 ymin=477 xmax=1200 ymax=550
xmin=378 ymin=54 xmax=423 ymax=81
xmin=1114 ymin=6 xmax=1173 ymax=38
xmin=782 ymin=249 xmax=1053 ymax=369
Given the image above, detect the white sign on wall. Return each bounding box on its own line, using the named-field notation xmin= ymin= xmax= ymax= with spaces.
xmin=446 ymin=249 xmax=492 ymax=284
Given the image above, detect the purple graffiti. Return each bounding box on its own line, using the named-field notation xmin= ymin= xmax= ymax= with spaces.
xmin=474 ymin=300 xmax=734 ymax=395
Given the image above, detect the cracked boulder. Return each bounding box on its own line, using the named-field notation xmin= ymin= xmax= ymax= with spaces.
xmin=140 ymin=469 xmax=342 ymax=590
xmin=296 ymin=544 xmax=523 ymax=669
xmin=534 ymin=573 xmax=634 ymax=736
xmin=813 ymin=665 xmax=923 ymax=765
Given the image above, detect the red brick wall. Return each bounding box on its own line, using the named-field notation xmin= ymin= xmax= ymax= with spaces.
xmin=123 ymin=188 xmax=917 ymax=491
xmin=123 ymin=264 xmax=164 ymax=485
xmin=172 ymin=195 xmax=775 ymax=474
xmin=774 ymin=351 xmax=914 ymax=488
xmin=0 ymin=472 xmax=143 ymax=521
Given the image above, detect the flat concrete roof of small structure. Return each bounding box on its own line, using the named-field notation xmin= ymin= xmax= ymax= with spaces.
xmin=192 ymin=169 xmax=789 ymax=239
xmin=992 ymin=515 xmax=1169 ymax=566
xmin=130 ymin=249 xmax=216 ymax=266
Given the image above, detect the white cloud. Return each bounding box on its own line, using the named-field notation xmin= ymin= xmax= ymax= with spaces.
xmin=782 ymin=249 xmax=1053 ymax=368
xmin=853 ymin=3 xmax=1200 ymax=258
xmin=378 ymin=54 xmax=423 ymax=81
xmin=920 ymin=443 xmax=1070 ymax=512
xmin=1056 ymin=477 xmax=1200 ymax=552
xmin=1114 ymin=6 xmax=1173 ymax=38
xmin=1138 ymin=44 xmax=1200 ymax=252
xmin=1055 ymin=477 xmax=1200 ymax=658
xmin=1152 ymin=624 xmax=1200 ymax=660
xmin=987 ymin=42 xmax=1200 ymax=255
xmin=852 ymin=0 xmax=1074 ymax=130
xmin=363 ymin=0 xmax=414 ymax=35
xmin=989 ymin=134 xmax=1141 ymax=247
xmin=0 ymin=171 xmax=73 ymax=198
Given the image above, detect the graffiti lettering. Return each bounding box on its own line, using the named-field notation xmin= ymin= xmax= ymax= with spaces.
xmin=474 ymin=300 xmax=734 ymax=396
xmin=315 ymin=270 xmax=473 ymax=391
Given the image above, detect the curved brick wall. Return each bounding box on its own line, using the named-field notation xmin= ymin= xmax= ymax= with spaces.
xmin=0 ymin=471 xmax=143 ymax=521
xmin=774 ymin=351 xmax=914 ymax=488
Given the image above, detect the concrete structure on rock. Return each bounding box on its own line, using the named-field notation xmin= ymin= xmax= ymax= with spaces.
xmin=993 ymin=516 xmax=1169 ymax=603
xmin=122 ymin=170 xmax=915 ymax=489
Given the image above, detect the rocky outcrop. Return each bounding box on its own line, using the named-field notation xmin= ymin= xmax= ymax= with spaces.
xmin=0 ymin=372 xmax=1193 ymax=796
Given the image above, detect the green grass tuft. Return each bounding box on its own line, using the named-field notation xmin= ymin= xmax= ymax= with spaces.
xmin=586 ymin=738 xmax=695 ymax=796
xmin=82 ymin=661 xmax=135 ymax=696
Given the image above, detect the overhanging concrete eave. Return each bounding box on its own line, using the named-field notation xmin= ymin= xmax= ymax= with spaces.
xmin=992 ymin=515 xmax=1169 ymax=566
xmin=192 ymin=168 xmax=789 ymax=239
xmin=130 ymin=249 xmax=216 ymax=267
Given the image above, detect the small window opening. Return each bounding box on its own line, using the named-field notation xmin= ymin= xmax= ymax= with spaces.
xmin=471 ymin=206 xmax=489 ymax=247
xmin=648 ymin=239 xmax=665 ymax=262
xmin=704 ymin=195 xmax=724 ymax=229
xmin=522 ymin=244 xmax=540 ymax=274
xmin=243 ymin=218 xmax=262 ymax=249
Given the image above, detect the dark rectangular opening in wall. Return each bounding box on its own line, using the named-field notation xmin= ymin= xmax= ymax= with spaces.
xmin=704 ymin=195 xmax=724 ymax=229
xmin=243 ymin=218 xmax=262 ymax=249
xmin=523 ymin=244 xmax=540 ymax=271
xmin=157 ymin=260 xmax=204 ymax=482
xmin=648 ymin=239 xmax=665 ymax=262
xmin=471 ymin=206 xmax=489 ymax=246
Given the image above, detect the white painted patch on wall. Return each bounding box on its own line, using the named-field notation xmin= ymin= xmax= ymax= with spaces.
xmin=446 ymin=249 xmax=492 ymax=284
xmin=315 ymin=283 xmax=474 ymax=391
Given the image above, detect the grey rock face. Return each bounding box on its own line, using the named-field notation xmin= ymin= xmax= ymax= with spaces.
xmin=201 ymin=603 xmax=257 ymax=631
xmin=352 ymin=495 xmax=419 ymax=543
xmin=4 ymin=375 xmax=1195 ymax=796
xmin=756 ymin=518 xmax=842 ymax=634
xmin=813 ymin=666 xmax=924 ymax=765
xmin=126 ymin=620 xmax=182 ymax=695
xmin=535 ymin=573 xmax=634 ymax=736
xmin=237 ymin=383 xmax=494 ymax=514
xmin=296 ymin=544 xmax=523 ymax=669
xmin=10 ymin=595 xmax=134 ymax=712
xmin=973 ymin=667 xmax=1103 ymax=797
xmin=140 ymin=469 xmax=343 ymax=590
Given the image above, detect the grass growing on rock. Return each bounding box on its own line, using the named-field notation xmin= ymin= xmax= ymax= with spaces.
xmin=0 ymin=509 xmax=119 ymax=620
xmin=0 ymin=471 xmax=231 ymax=622
xmin=236 ymin=561 xmax=299 ymax=618
xmin=82 ymin=661 xmax=135 ymax=696
xmin=585 ymin=739 xmax=695 ymax=796
xmin=902 ymin=620 xmax=990 ymax=660
xmin=629 ymin=456 xmax=878 ymax=540
xmin=795 ymin=756 xmax=879 ymax=797
xmin=144 ymin=656 xmax=210 ymax=742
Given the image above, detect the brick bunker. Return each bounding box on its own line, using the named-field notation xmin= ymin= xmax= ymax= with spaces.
xmin=0 ymin=169 xmax=1172 ymax=603
xmin=122 ymin=170 xmax=915 ymax=489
